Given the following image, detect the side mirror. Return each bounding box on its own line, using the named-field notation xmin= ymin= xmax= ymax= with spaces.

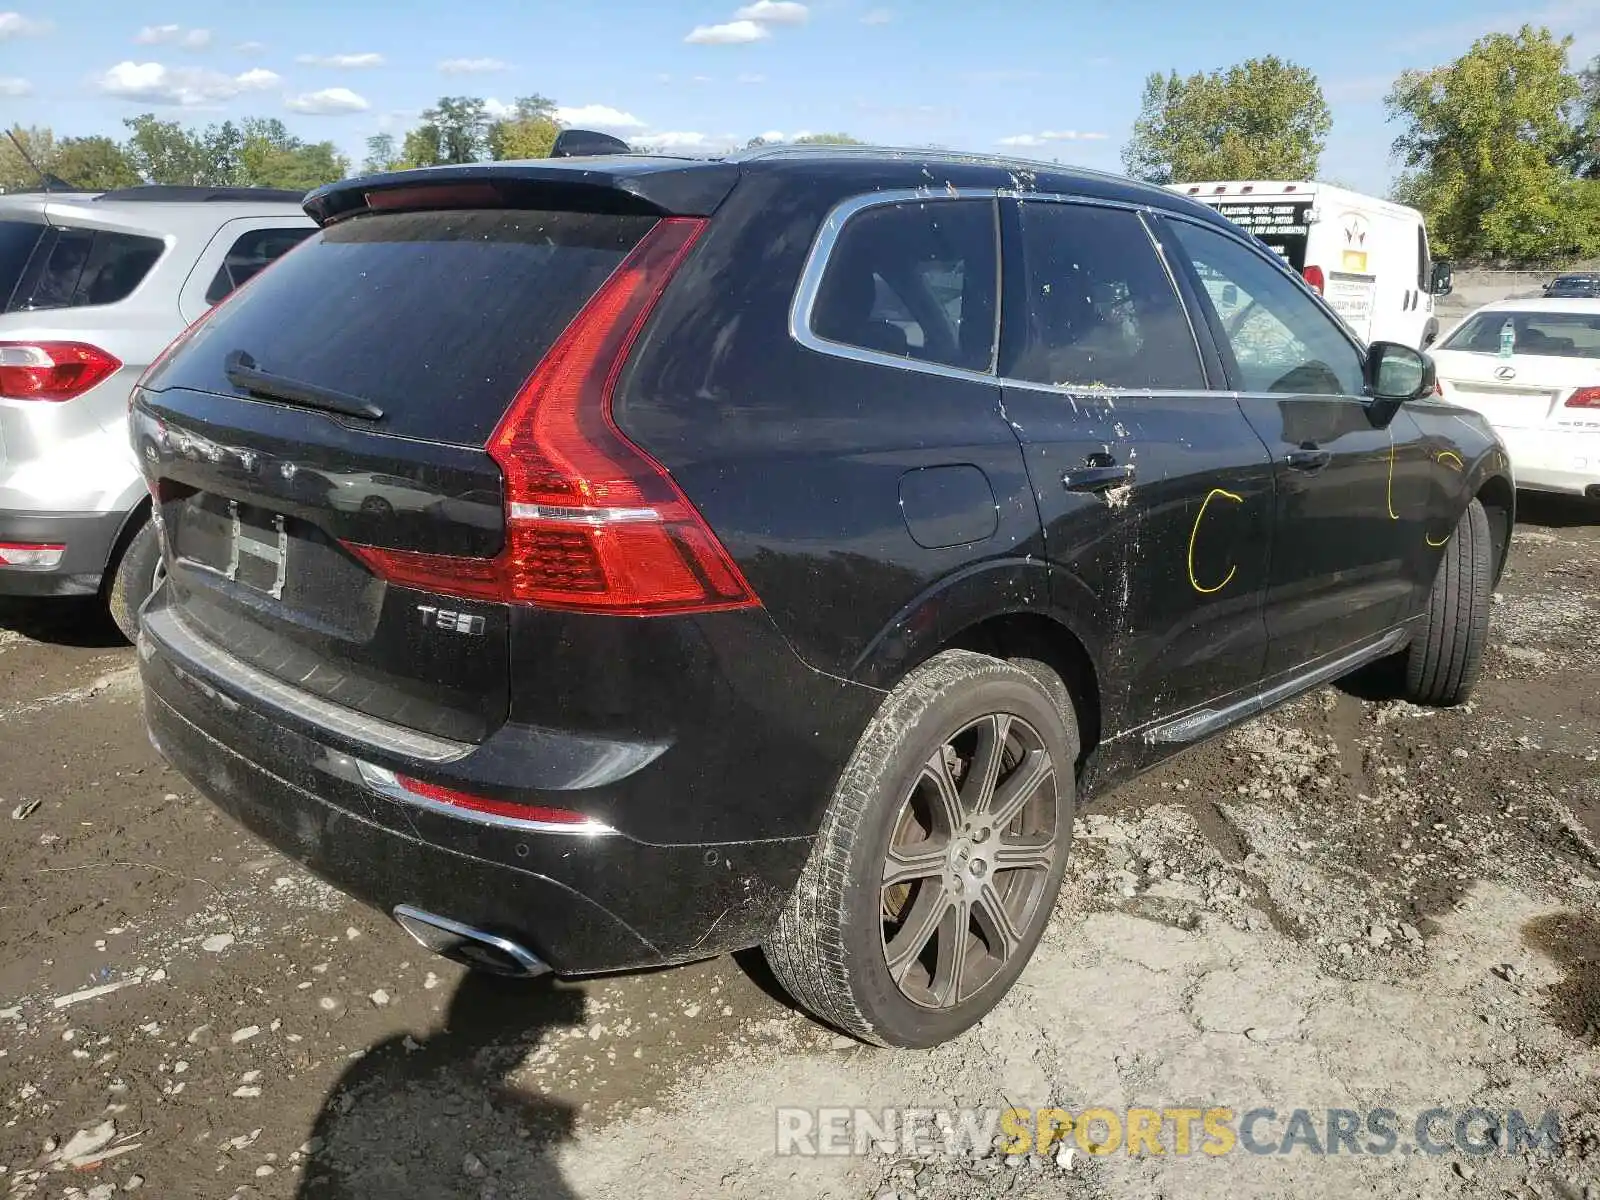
xmin=1366 ymin=341 xmax=1435 ymax=403
xmin=1430 ymin=261 xmax=1454 ymax=296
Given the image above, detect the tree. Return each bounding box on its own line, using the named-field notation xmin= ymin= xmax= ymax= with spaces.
xmin=792 ymin=132 xmax=864 ymax=145
xmin=53 ymin=137 xmax=140 ymax=190
xmin=489 ymin=96 xmax=562 ymax=161
xmin=123 ymin=114 xmax=212 ymax=185
xmin=363 ymin=133 xmax=402 ymax=173
xmin=0 ymin=124 xmax=56 ymax=191
xmin=1387 ymin=25 xmax=1598 ymax=261
xmin=234 ymin=118 xmax=347 ymax=189
xmin=1568 ymin=55 xmax=1600 ymax=178
xmin=405 ymin=96 xmax=491 ymax=166
xmin=1122 ymin=56 xmax=1331 ymax=184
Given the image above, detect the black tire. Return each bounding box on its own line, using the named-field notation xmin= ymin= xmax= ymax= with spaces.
xmin=764 ymin=649 xmax=1076 ymax=1048
xmin=106 ymin=515 xmax=163 ymax=645
xmin=1403 ymin=497 xmax=1492 ymax=705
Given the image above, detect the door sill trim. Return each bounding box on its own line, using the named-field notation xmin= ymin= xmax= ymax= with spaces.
xmin=1141 ymin=627 xmax=1410 ymax=746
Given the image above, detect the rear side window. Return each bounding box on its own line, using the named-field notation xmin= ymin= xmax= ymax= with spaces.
xmin=0 ymin=220 xmax=46 ymax=309
xmin=153 ymin=209 xmax=655 ymax=443
xmin=810 ymin=199 xmax=998 ymax=373
xmin=206 ymin=226 xmax=315 ymax=304
xmin=1002 ymin=202 xmax=1203 ymax=390
xmin=9 ymin=227 xmax=165 ymax=312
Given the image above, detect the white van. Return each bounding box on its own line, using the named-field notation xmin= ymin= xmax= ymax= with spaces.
xmin=1168 ymin=181 xmax=1452 ymax=349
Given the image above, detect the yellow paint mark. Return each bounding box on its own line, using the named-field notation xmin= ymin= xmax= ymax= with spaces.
xmin=1188 ymin=488 xmax=1243 ymax=595
xmin=1426 ymin=532 xmax=1452 ymax=547
xmin=1436 ymin=450 xmax=1464 ymax=472
xmin=1386 ymin=440 xmax=1400 ymax=521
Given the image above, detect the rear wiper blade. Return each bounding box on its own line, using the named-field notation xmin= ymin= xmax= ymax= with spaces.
xmin=224 ymin=349 xmax=384 ymax=421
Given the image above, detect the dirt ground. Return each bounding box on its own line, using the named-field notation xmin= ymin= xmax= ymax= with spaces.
xmin=1 ymin=493 xmax=1597 ymax=1200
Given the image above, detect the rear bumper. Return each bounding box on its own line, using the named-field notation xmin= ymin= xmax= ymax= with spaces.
xmin=1499 ymin=426 xmax=1600 ymax=497
xmin=138 ymin=601 xmax=881 ymax=974
xmin=0 ymin=508 xmax=128 ymax=596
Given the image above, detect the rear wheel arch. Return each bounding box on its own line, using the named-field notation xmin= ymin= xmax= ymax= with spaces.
xmin=933 ymin=611 xmax=1101 ymax=773
xmin=1473 ymin=473 xmax=1514 ymax=583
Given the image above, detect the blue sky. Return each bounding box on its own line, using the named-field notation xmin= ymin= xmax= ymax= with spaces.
xmin=3 ymin=0 xmax=1599 ymax=193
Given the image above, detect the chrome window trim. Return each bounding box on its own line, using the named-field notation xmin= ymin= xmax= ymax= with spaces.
xmin=789 ymin=187 xmax=1214 ymax=399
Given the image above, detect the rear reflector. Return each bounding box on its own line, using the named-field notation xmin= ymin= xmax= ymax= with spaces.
xmin=0 ymin=342 xmax=121 ymax=401
xmin=344 ymin=216 xmax=761 ymax=616
xmin=0 ymin=542 xmax=65 ymax=570
xmin=1566 ymin=387 xmax=1600 ymax=408
xmin=1302 ymin=265 xmax=1326 ymax=295
xmin=354 ymin=759 xmax=612 ymax=834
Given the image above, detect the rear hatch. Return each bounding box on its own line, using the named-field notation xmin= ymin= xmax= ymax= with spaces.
xmin=1432 ymin=309 xmax=1600 ymax=430
xmin=132 ymin=173 xmax=736 ymax=747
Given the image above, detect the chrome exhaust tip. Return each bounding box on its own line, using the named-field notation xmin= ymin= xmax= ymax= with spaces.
xmin=392 ymin=905 xmax=550 ymax=978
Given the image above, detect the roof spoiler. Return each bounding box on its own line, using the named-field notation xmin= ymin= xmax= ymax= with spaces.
xmin=549 ymin=129 xmax=632 ymax=158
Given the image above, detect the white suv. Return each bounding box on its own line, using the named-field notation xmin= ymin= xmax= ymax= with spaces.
xmin=0 ymin=185 xmax=314 ymax=638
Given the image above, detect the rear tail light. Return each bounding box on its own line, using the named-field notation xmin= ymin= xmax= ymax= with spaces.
xmin=0 ymin=542 xmax=65 ymax=570
xmin=345 ymin=216 xmax=760 ymax=617
xmin=1302 ymin=265 xmax=1326 ymax=295
xmin=1565 ymin=387 xmax=1600 ymax=408
xmin=0 ymin=342 xmax=121 ymax=401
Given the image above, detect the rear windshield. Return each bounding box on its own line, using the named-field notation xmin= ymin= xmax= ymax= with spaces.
xmin=7 ymin=225 xmax=165 ymax=312
xmin=152 ymin=208 xmax=655 ymax=444
xmin=1440 ymin=310 xmax=1600 ymax=359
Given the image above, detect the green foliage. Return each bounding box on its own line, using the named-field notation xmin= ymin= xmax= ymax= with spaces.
xmin=488 ymin=99 xmax=563 ymax=161
xmin=1122 ymin=56 xmax=1331 ymax=184
xmin=406 ymin=96 xmax=491 ymax=166
xmin=792 ymin=132 xmax=864 ymax=145
xmin=1387 ymin=25 xmax=1599 ymax=261
xmin=362 ymin=134 xmax=402 ymax=174
xmin=0 ymin=125 xmax=57 ymax=191
xmin=120 ymin=113 xmax=345 ymax=189
xmin=52 ymin=137 xmax=140 ymax=190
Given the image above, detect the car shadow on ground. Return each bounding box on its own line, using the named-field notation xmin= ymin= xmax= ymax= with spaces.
xmin=296 ymin=972 xmax=587 ymax=1200
xmin=1516 ymin=490 xmax=1599 ymax=530
xmin=0 ymin=596 xmax=127 ymax=648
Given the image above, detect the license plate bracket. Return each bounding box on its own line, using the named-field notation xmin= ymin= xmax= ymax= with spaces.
xmin=201 ymin=502 xmax=289 ymax=599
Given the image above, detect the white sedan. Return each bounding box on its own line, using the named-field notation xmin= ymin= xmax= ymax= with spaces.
xmin=1429 ymin=298 xmax=1600 ymax=500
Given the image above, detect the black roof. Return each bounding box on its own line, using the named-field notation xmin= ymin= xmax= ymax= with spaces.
xmin=93 ymin=185 xmax=308 ymax=204
xmin=304 ymin=144 xmax=1226 ymax=230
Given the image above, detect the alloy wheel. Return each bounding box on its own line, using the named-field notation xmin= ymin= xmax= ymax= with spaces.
xmin=879 ymin=712 xmax=1060 ymax=1010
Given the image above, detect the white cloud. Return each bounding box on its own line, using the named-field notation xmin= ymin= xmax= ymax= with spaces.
xmin=998 ymin=130 xmax=1108 ymax=147
xmin=134 ymin=24 xmax=210 ymax=49
xmin=0 ymin=76 xmax=29 ymax=95
xmin=234 ymin=40 xmax=267 ymax=54
xmin=732 ymin=0 xmax=808 ymax=23
xmin=235 ymin=68 xmax=280 ymax=90
xmin=284 ymin=86 xmax=369 ymax=115
xmin=860 ymin=7 xmax=893 ymax=23
xmin=0 ymin=12 xmax=50 ymax=38
xmin=295 ymin=52 xmax=384 ymax=68
xmin=553 ymin=103 xmax=645 ymax=130
xmin=639 ymin=131 xmax=739 ymax=154
xmin=757 ymin=129 xmax=787 ymax=143
xmin=685 ymin=19 xmax=770 ymax=44
xmin=738 ymin=72 xmax=765 ymax=84
xmin=483 ymin=97 xmax=515 ymax=118
xmin=438 ymin=57 xmax=509 ymax=74
xmin=96 ymin=61 xmax=280 ymax=107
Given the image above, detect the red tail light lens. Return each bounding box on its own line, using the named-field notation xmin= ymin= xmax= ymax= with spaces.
xmin=1302 ymin=265 xmax=1326 ymax=295
xmin=345 ymin=216 xmax=760 ymax=617
xmin=394 ymin=774 xmax=597 ymax=827
xmin=1565 ymin=387 xmax=1600 ymax=408
xmin=0 ymin=342 xmax=121 ymax=401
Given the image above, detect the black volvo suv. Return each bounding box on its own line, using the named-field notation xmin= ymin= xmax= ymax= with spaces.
xmin=131 ymin=147 xmax=1512 ymax=1048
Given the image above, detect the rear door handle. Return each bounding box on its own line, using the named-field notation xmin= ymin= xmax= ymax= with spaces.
xmin=1284 ymin=446 xmax=1332 ymax=473
xmin=1062 ymin=461 xmax=1135 ymax=493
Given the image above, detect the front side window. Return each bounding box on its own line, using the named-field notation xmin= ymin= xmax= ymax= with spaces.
xmin=206 ymin=226 xmax=315 ymax=304
xmin=1169 ymin=220 xmax=1365 ymax=397
xmin=9 ymin=227 xmax=165 ymax=312
xmin=1002 ymin=201 xmax=1203 ymax=390
xmin=810 ymin=199 xmax=998 ymax=373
